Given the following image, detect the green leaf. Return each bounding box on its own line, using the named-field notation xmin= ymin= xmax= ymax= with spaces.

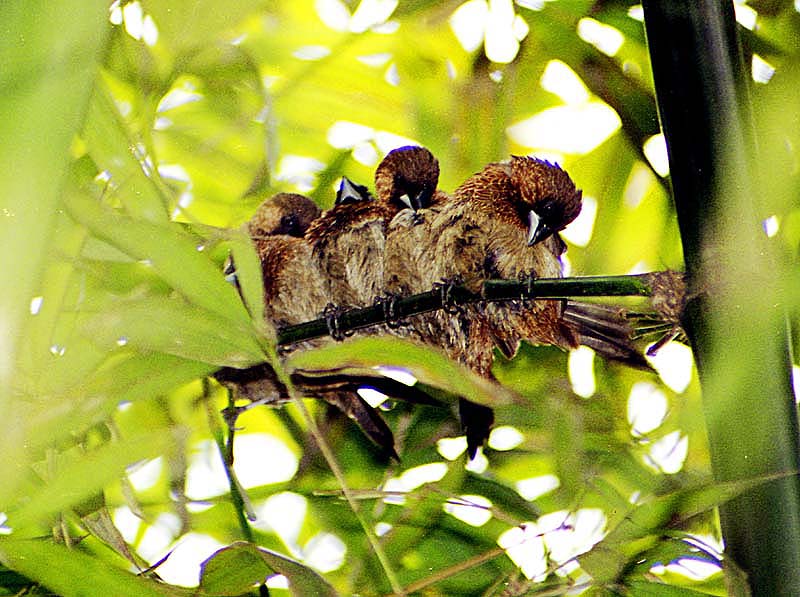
xmin=142 ymin=0 xmax=265 ymax=54
xmin=65 ymin=192 xmax=253 ymax=326
xmin=0 ymin=538 xmax=174 ymax=597
xmin=10 ymin=429 xmax=182 ymax=529
xmin=286 ymin=337 xmax=519 ymax=409
xmin=580 ymin=475 xmax=774 ymax=583
xmin=83 ymin=83 xmax=171 ymax=222
xmin=82 ymin=296 xmax=264 ymax=367
xmin=199 ymin=542 xmax=338 ymax=597
xmin=0 ymin=0 xmax=110 ymax=539
xmin=226 ymin=228 xmax=267 ymax=332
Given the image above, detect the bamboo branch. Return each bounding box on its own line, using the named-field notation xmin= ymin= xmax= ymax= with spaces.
xmin=276 ymin=273 xmax=659 ymax=347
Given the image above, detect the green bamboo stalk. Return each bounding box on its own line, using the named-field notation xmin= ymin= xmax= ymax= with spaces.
xmin=276 ymin=273 xmax=656 ymax=347
xmin=642 ymin=2 xmax=800 ymax=594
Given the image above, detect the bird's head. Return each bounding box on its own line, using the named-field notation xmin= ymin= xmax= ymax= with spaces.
xmin=509 ymin=156 xmax=582 ymax=246
xmin=375 ymin=145 xmax=440 ymax=212
xmin=248 ymin=193 xmax=322 ymax=238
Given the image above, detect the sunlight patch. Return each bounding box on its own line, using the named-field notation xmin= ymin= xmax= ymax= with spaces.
xmin=733 ymin=3 xmax=757 ymax=30
xmin=466 ymin=449 xmax=489 ymax=473
xmin=383 ymin=462 xmax=449 ymax=505
xmin=577 ymin=18 xmax=624 ymax=57
xmin=623 ymin=162 xmax=654 ymax=208
xmin=275 ymin=155 xmax=325 ymax=192
xmin=648 ymin=341 xmax=693 ymax=393
xmin=645 ymin=430 xmax=688 ymax=474
xmin=450 ymin=0 xmax=488 ymax=52
xmin=315 ymin=0 xmax=351 ymax=31
xmin=233 ymin=434 xmax=298 ymax=488
xmin=127 ymin=456 xmax=163 ymax=491
xmin=437 ymin=436 xmax=468 ymax=460
xmin=752 ymin=54 xmax=776 ymax=84
xmin=499 ymin=509 xmax=607 ymax=579
xmin=29 ymin=296 xmax=43 ymax=315
xmin=516 ymin=475 xmax=560 ymax=500
xmin=498 ymin=524 xmax=547 ymax=580
xmin=375 ymin=365 xmax=417 ymax=385
xmin=137 ymin=513 xmax=182 ymax=563
xmin=489 ymin=425 xmax=524 ymax=451
xmin=540 ymin=60 xmax=589 ymax=105
xmin=252 ymin=492 xmax=308 ymax=552
xmin=507 ymin=103 xmax=621 ymax=155
xmin=292 ymin=45 xmax=331 ymax=61
xmin=762 ymin=215 xmax=779 ymax=238
xmin=358 ymin=387 xmax=389 ymax=407
xmin=444 ymin=494 xmax=493 ymax=526
xmin=628 ymin=382 xmax=668 ymax=436
xmin=561 ymin=195 xmax=596 ymax=247
xmin=113 ymin=506 xmax=142 ymax=544
xmin=156 ymin=533 xmax=226 ymax=588
xmin=643 ymin=133 xmax=670 ymax=177
xmin=350 ymin=0 xmax=399 ymax=33
xmin=484 ymin=0 xmax=528 ymax=64
xmin=568 ymin=346 xmax=596 ymax=398
xmin=303 ymin=532 xmax=346 ymax=572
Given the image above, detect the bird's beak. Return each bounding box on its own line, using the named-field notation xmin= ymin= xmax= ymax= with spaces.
xmin=336 ymin=177 xmax=368 ymax=204
xmin=398 ymin=193 xmax=415 ymax=211
xmin=527 ymin=210 xmax=553 ymax=245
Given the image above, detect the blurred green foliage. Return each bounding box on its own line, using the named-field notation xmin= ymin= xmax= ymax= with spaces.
xmin=1 ymin=1 xmax=798 ymax=595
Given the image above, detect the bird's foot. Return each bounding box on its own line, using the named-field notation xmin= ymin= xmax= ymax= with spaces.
xmin=434 ymin=277 xmax=464 ymax=315
xmin=323 ymin=303 xmax=354 ymax=341
xmin=375 ymin=293 xmax=407 ymax=329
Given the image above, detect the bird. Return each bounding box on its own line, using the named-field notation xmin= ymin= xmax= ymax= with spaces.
xmin=378 ymin=148 xmax=498 ymax=459
xmin=420 ymin=156 xmax=647 ymax=456
xmin=437 ymin=157 xmax=583 ymax=360
xmin=305 ymin=146 xmax=444 ymax=309
xmin=216 ymin=191 xmax=401 ymax=459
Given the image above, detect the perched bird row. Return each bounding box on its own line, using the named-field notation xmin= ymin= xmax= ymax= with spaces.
xmin=220 ymin=146 xmax=648 ymax=459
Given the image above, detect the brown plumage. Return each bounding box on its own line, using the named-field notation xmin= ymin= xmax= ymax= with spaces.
xmin=305 ymin=180 xmax=386 ymax=308
xmin=305 ymin=146 xmax=443 ymax=308
xmin=249 ymin=193 xmax=328 ymax=328
xmin=219 ymin=192 xmax=401 ymax=459
xmin=376 ymin=149 xmax=496 ymax=459
xmin=423 ymin=156 xmax=649 ymax=456
xmin=439 ymin=157 xmax=582 ymax=359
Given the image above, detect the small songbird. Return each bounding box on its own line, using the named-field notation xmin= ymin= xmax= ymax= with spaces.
xmin=218 ymin=192 xmax=400 ymax=459
xmin=304 ymin=177 xmax=384 ymax=308
xmin=423 ymin=156 xmax=647 ymax=456
xmin=377 ymin=148 xmax=498 ymax=459
xmin=381 ymin=146 xmax=449 ymax=298
xmin=441 ymin=157 xmax=583 ymax=359
xmin=305 ymin=146 xmax=443 ymax=308
xmin=248 ymin=193 xmax=328 ymax=328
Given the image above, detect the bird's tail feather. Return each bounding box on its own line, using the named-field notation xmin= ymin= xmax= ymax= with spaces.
xmin=562 ymin=301 xmax=653 ymax=371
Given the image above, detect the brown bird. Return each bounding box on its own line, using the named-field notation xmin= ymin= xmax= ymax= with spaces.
xmin=248 ymin=193 xmax=328 ymax=328
xmin=305 ymin=146 xmax=443 ymax=309
xmin=438 ymin=157 xmax=582 ymax=359
xmin=422 ymin=156 xmax=647 ymax=456
xmin=217 ymin=192 xmax=401 ymax=459
xmin=378 ymin=150 xmax=498 ymax=459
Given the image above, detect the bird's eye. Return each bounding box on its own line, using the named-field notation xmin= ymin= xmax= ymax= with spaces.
xmin=279 ymin=214 xmax=300 ymax=236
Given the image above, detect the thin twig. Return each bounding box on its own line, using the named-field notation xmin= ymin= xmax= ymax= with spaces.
xmin=201 ymin=378 xmax=256 ymax=542
xmin=263 ymin=352 xmax=406 ymax=595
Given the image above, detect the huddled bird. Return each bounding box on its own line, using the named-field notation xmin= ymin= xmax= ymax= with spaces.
xmin=221 ymin=146 xmax=653 ymax=462
xmin=217 ymin=191 xmax=400 ymax=458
